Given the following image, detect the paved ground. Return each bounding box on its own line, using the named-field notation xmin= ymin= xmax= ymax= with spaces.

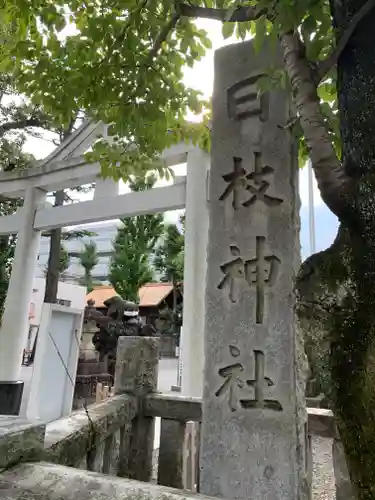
xmin=312 ymin=437 xmax=335 ymax=500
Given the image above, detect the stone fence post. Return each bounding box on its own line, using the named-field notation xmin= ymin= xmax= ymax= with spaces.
xmin=114 ymin=336 xmax=159 ymax=481
xmin=333 ymin=438 xmax=356 ymax=500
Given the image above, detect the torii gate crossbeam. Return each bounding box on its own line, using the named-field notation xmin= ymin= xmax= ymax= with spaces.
xmin=0 ymin=122 xmax=209 ymax=415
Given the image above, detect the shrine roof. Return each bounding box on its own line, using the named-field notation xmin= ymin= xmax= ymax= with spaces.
xmin=86 ymin=283 xmax=174 ymax=308
xmin=138 ymin=282 xmax=174 ymax=308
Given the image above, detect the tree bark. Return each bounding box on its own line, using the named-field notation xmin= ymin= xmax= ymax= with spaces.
xmin=44 ymin=190 xmax=64 ymax=303
xmin=43 ymin=120 xmax=76 ymax=303
xmin=324 ymin=2 xmax=375 ymax=498
xmin=296 ymin=2 xmax=375 ymax=496
xmin=279 ymin=32 xmax=351 ymax=217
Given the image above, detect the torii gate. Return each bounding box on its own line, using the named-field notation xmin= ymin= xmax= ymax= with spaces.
xmin=0 ymin=121 xmax=209 ymax=414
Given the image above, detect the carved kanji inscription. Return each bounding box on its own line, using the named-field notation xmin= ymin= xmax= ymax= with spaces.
xmin=240 ymin=350 xmax=282 ymax=411
xmin=219 ymin=157 xmax=247 ymax=211
xmin=215 ymin=346 xmax=282 ymax=412
xmin=217 ymin=244 xmax=247 ymax=303
xmin=215 ymin=345 xmax=244 ymax=412
xmin=219 ymin=153 xmax=283 ymax=211
xmin=227 ymin=74 xmax=268 ymax=122
xmin=218 ymin=239 xmax=281 ymax=323
xmin=245 ymin=236 xmax=281 ymax=324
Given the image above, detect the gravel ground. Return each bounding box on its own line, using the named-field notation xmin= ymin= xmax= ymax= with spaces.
xmin=153 ymin=436 xmax=336 ymax=498
xmin=312 ymin=436 xmax=335 ymax=500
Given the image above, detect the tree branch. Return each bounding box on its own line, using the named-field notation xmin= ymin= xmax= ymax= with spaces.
xmin=316 ymin=0 xmax=375 ymax=82
xmin=280 ymin=32 xmax=352 ymax=217
xmin=178 ymin=3 xmax=267 ymax=22
xmin=178 ymin=4 xmax=351 ymax=215
xmin=148 ymin=12 xmax=180 ymax=63
xmin=0 ymin=118 xmax=47 ymax=138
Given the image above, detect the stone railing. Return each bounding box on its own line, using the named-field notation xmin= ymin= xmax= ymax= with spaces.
xmin=42 ymin=336 xmax=159 ymax=480
xmin=43 ymin=336 xmax=348 ymax=497
xmin=44 ymin=394 xmax=136 ymax=473
xmin=0 ymin=337 xmax=155 ymax=482
xmin=0 ymin=336 xmax=353 ymax=499
xmin=143 ymin=393 xmax=342 ymax=493
xmin=0 ymin=461 xmax=220 ymax=500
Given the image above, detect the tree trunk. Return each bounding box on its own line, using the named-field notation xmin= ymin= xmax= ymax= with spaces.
xmin=0 ymin=235 xmax=10 ymax=317
xmin=44 ymin=190 xmax=65 ymax=303
xmin=85 ymin=268 xmax=93 ymax=293
xmin=297 ymin=223 xmax=375 ymax=499
xmin=297 ymin=2 xmax=375 ymax=496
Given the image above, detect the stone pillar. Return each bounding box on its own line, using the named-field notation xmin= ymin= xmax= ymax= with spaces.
xmin=114 ymin=336 xmax=159 ymax=481
xmin=0 ymin=187 xmax=46 ymax=415
xmin=181 ymin=147 xmax=209 ymax=398
xmin=199 ymin=40 xmax=307 ymax=500
xmin=80 ymin=321 xmax=99 ymax=360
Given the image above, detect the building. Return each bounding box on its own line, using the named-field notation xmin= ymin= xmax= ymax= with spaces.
xmin=36 ymin=214 xmax=181 ymax=284
xmin=86 ymin=283 xmax=180 ymax=324
xmin=36 ymin=221 xmax=120 ymax=284
xmin=86 ymin=283 xmax=182 ymax=357
xmin=36 ymin=175 xmax=184 ymax=284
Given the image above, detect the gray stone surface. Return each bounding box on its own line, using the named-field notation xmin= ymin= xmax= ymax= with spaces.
xmin=87 ymin=441 xmax=105 ymax=472
xmin=200 ymin=39 xmax=307 ymax=500
xmin=332 ymin=439 xmax=355 ymax=500
xmin=308 ymin=409 xmax=337 ymax=439
xmin=103 ymin=428 xmax=121 ymax=475
xmin=0 ymin=461 xmax=224 ymax=500
xmin=145 ymin=394 xmax=335 ymax=439
xmin=0 ymin=417 xmax=45 ymax=470
xmin=114 ymin=336 xmax=160 ymax=481
xmin=44 ymin=394 xmax=136 ymax=468
xmin=118 ymin=421 xmax=132 ymax=478
xmin=144 ymin=394 xmax=202 ymax=422
xmin=114 ymin=336 xmax=160 ymax=397
xmin=157 ymin=418 xmax=185 ymax=488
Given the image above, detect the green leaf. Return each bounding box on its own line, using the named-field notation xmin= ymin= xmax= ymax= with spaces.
xmin=222 ymin=22 xmax=235 ymax=39
xmin=254 ymin=16 xmax=267 ymax=53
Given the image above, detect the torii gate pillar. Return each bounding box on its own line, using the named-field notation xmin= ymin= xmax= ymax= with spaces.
xmin=0 ymin=187 xmax=46 ymax=414
xmin=180 ymin=147 xmax=209 ymax=398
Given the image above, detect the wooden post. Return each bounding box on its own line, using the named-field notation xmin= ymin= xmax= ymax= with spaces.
xmin=114 ymin=336 xmax=159 ymax=482
xmin=157 ymin=419 xmax=186 ymax=488
xmin=183 ymin=421 xmax=199 ymax=491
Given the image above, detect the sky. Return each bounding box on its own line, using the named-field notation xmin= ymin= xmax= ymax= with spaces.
xmin=21 ymin=18 xmax=339 ymax=260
